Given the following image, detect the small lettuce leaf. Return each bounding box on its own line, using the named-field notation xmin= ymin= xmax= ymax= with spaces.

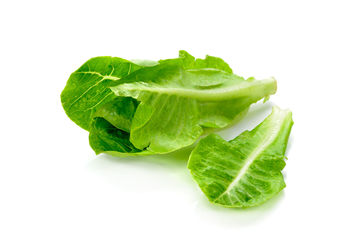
xmin=107 ymin=56 xmax=277 ymax=154
xmin=188 ymin=106 xmax=293 ymax=208
xmin=89 ymin=117 xmax=153 ymax=156
xmin=89 ymin=97 xmax=152 ymax=156
xmin=61 ymin=57 xmax=144 ymax=130
xmin=93 ymin=96 xmax=138 ymax=133
xmin=89 ymin=117 xmax=141 ymax=154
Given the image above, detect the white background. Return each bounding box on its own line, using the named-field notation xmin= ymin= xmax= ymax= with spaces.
xmin=1 ymin=0 xmax=349 ymax=251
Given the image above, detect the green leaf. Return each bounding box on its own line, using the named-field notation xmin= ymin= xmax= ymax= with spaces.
xmin=93 ymin=96 xmax=139 ymax=133
xmin=188 ymin=106 xmax=293 ymax=208
xmin=89 ymin=117 xmax=140 ymax=154
xmin=89 ymin=116 xmax=152 ymax=156
xmin=61 ymin=51 xmax=278 ymax=156
xmin=108 ymin=59 xmax=277 ymax=154
xmin=61 ymin=56 xmax=144 ymax=130
xmin=89 ymin=96 xmax=153 ymax=156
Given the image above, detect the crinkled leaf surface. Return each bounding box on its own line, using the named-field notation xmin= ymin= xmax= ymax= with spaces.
xmin=188 ymin=106 xmax=293 ymax=208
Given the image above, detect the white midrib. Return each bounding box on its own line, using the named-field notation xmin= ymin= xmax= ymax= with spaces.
xmin=214 ymin=111 xmax=284 ymax=202
xmin=111 ymin=78 xmax=276 ymax=102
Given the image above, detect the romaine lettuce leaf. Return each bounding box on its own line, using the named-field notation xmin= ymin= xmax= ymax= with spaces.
xmin=61 ymin=51 xmax=278 ymax=156
xmin=187 ymin=106 xmax=293 ymax=208
xmin=105 ymin=59 xmax=276 ymax=154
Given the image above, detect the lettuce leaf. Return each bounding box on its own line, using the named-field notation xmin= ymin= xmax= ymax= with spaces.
xmin=188 ymin=106 xmax=293 ymax=208
xmin=105 ymin=59 xmax=276 ymax=154
xmin=62 ymin=51 xmax=277 ymax=156
xmin=88 ymin=97 xmax=153 ymax=156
